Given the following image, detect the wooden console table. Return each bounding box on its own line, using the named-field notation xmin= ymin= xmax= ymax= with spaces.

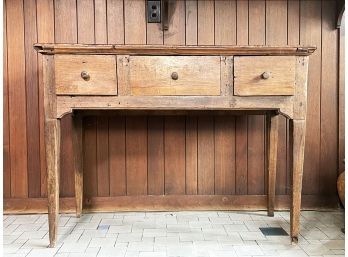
xmin=35 ymin=44 xmax=315 ymax=247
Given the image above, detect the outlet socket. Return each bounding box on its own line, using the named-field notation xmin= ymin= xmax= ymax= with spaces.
xmin=147 ymin=1 xmax=161 ymax=23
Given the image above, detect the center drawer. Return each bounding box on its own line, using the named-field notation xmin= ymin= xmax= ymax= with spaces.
xmin=127 ymin=56 xmax=221 ymax=96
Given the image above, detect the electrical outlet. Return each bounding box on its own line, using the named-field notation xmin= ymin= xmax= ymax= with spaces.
xmin=147 ymin=0 xmax=161 ymax=23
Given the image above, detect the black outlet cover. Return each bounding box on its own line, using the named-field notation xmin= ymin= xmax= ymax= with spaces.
xmin=147 ymin=1 xmax=161 ymax=23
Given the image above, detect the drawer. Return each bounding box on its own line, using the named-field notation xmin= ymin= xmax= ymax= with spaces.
xmin=127 ymin=56 xmax=221 ymax=96
xmin=55 ymin=55 xmax=117 ymax=95
xmin=234 ymin=56 xmax=295 ymax=96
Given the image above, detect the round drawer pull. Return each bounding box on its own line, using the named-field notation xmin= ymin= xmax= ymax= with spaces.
xmin=261 ymin=71 xmax=271 ymax=80
xmin=171 ymin=72 xmax=179 ymax=80
xmin=81 ymin=71 xmax=90 ymax=81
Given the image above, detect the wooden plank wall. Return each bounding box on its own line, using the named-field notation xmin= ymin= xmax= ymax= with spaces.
xmin=4 ymin=0 xmax=340 ymax=211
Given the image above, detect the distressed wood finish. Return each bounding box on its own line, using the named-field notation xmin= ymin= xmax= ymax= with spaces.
xmin=34 ymin=44 xmax=315 ymax=56
xmin=267 ymin=114 xmax=279 ymax=216
xmin=234 ymin=56 xmax=296 ymax=96
xmin=4 ymin=195 xmax=340 ymax=214
xmin=290 ymin=119 xmax=306 ymax=243
xmin=43 ymin=55 xmax=60 ymax=248
xmin=72 ymin=113 xmax=83 ymax=217
xmin=55 ymin=55 xmax=117 ymax=95
xmin=127 ymin=56 xmax=221 ymax=96
xmin=45 ymin=119 xmax=60 ymax=248
xmin=37 ymin=44 xmax=313 ymax=247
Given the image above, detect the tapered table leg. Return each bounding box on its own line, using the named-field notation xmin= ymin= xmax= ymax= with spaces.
xmin=290 ymin=119 xmax=306 ymax=243
xmin=73 ymin=113 xmax=83 ymax=217
xmin=46 ymin=119 xmax=61 ymax=248
xmin=267 ymin=114 xmax=279 ymax=217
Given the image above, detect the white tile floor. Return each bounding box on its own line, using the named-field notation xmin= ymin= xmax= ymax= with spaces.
xmin=3 ymin=210 xmax=345 ymax=257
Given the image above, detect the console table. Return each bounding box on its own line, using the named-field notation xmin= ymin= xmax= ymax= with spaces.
xmin=35 ymin=44 xmax=315 ymax=247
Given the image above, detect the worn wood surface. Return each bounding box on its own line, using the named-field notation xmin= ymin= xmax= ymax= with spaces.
xmin=72 ymin=114 xmax=83 ymax=217
xmin=55 ymin=95 xmax=295 ymax=119
xmin=3 ymin=0 xmax=11 ymax=198
xmin=7 ymin=0 xmax=28 ymax=198
xmin=43 ymin=55 xmax=60 ymax=248
xmin=267 ymin=114 xmax=279 ymax=217
xmin=127 ymin=56 xmax=221 ymax=96
xmin=234 ymin=56 xmax=295 ymax=96
xmin=4 ymin=0 xmax=340 ymax=212
xmin=55 ymin=55 xmax=117 ymax=95
xmin=300 ymin=0 xmax=321 ymax=196
xmin=35 ymin=44 xmax=315 ymax=56
xmin=45 ymin=119 xmax=60 ymax=248
xmin=4 ymin=195 xmax=340 ymax=214
xmin=290 ymin=119 xmax=306 ymax=242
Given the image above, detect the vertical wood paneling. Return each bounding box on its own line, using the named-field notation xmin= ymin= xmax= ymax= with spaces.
xmin=186 ymin=0 xmax=198 ymax=45
xmin=164 ymin=117 xmax=186 ymax=195
xmin=107 ymin=0 xmax=124 ymax=44
xmin=97 ymin=117 xmax=110 ymax=196
xmin=320 ymin=1 xmax=338 ymax=195
xmin=83 ymin=117 xmax=97 ymax=197
xmin=3 ymin=0 xmax=11 ymax=198
xmin=198 ymin=116 xmax=215 ymax=194
xmin=198 ymin=0 xmax=214 ymax=45
xmin=164 ymin=1 xmax=185 ymax=45
xmin=55 ymin=0 xmax=77 ymax=43
xmin=338 ymin=14 xmax=345 ymax=174
xmin=215 ymin=116 xmax=235 ymax=195
xmin=37 ymin=0 xmax=54 ymax=197
xmin=77 ymin=0 xmax=95 ymax=43
xmin=148 ymin=117 xmax=164 ymax=195
xmin=124 ymin=0 xmax=146 ymax=44
xmin=266 ymin=0 xmax=288 ymax=195
xmin=126 ymin=117 xmax=147 ymax=195
xmin=247 ymin=0 xmax=266 ymax=195
xmin=249 ymin=0 xmax=265 ymax=45
xmin=147 ymin=22 xmax=163 ymax=44
xmin=95 ymin=0 xmax=107 ymax=44
xmin=7 ymin=0 xmax=28 ymax=198
xmin=235 ymin=1 xmax=248 ymax=195
xmin=215 ymin=1 xmax=236 ymax=45
xmin=24 ymin=0 xmax=40 ymax=198
xmin=109 ymin=116 xmax=126 ymax=196
xmin=185 ymin=116 xmax=198 ymax=194
xmin=288 ymin=0 xmax=300 ymax=45
xmin=300 ymin=1 xmax=322 ymax=195
xmin=266 ymin=1 xmax=287 ymax=44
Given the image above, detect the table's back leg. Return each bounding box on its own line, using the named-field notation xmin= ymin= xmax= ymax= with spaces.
xmin=73 ymin=114 xmax=83 ymax=217
xmin=267 ymin=114 xmax=279 ymax=217
xmin=290 ymin=119 xmax=306 ymax=243
xmin=45 ymin=119 xmax=61 ymax=248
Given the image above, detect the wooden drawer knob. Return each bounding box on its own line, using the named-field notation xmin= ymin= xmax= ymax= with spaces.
xmin=261 ymin=71 xmax=271 ymax=80
xmin=171 ymin=72 xmax=178 ymax=80
xmin=81 ymin=71 xmax=90 ymax=81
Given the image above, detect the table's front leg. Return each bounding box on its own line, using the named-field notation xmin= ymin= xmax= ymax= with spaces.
xmin=267 ymin=114 xmax=279 ymax=217
xmin=45 ymin=118 xmax=61 ymax=248
xmin=73 ymin=114 xmax=83 ymax=217
xmin=290 ymin=119 xmax=306 ymax=243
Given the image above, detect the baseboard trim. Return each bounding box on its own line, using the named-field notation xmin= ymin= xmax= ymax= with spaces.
xmin=4 ymin=195 xmax=340 ymax=214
